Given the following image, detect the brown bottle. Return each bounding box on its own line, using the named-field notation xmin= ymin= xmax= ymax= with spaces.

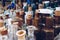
xmin=55 ymin=11 xmax=60 ymax=25
xmin=33 ymin=16 xmax=39 ymax=27
xmin=26 ymin=14 xmax=32 ymax=25
xmin=16 ymin=12 xmax=20 ymax=17
xmin=19 ymin=9 xmax=25 ymax=20
xmin=18 ymin=18 xmax=24 ymax=27
xmin=46 ymin=17 xmax=53 ymax=29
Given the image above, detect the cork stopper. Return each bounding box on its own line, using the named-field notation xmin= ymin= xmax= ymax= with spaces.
xmin=26 ymin=14 xmax=32 ymax=19
xmin=28 ymin=6 xmax=32 ymax=11
xmin=19 ymin=9 xmax=24 ymax=15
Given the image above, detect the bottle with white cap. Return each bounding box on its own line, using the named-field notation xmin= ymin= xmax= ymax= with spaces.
xmin=26 ymin=26 xmax=38 ymax=40
xmin=12 ymin=22 xmax=19 ymax=40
